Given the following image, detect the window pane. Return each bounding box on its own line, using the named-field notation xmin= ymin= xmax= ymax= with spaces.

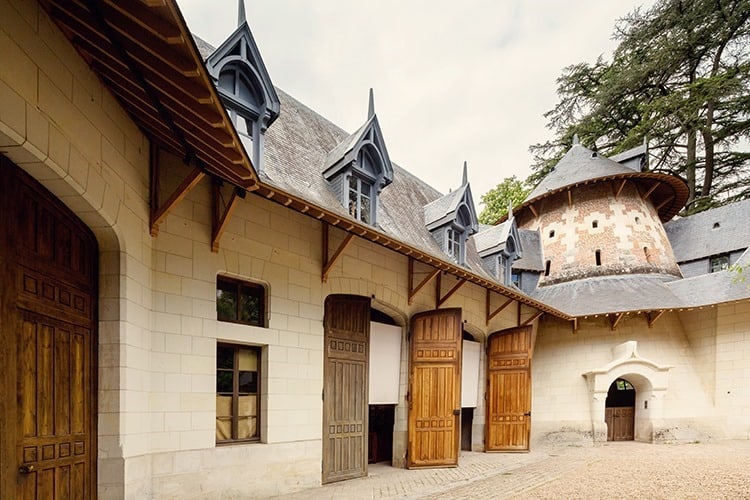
xmin=238 ymin=348 xmax=258 ymax=371
xmin=218 ymin=70 xmax=235 ymax=93
xmin=240 ymin=285 xmax=262 ymax=325
xmin=238 ymin=371 xmax=257 ymax=393
xmin=217 ymin=346 xmax=234 ymax=369
xmin=216 ymin=370 xmax=234 ymax=392
xmin=217 ymin=280 xmax=238 ymax=321
xmin=360 ymin=195 xmax=371 ymax=224
xmin=348 ymin=187 xmax=358 ymax=218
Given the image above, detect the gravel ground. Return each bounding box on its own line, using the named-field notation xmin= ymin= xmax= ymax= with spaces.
xmin=519 ymin=441 xmax=750 ymax=500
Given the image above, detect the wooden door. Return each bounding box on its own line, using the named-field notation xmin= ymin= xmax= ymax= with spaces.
xmin=322 ymin=295 xmax=370 ymax=484
xmin=606 ymin=407 xmax=635 ymax=441
xmin=407 ymin=308 xmax=462 ymax=468
xmin=0 ymin=158 xmax=98 ymax=499
xmin=485 ymin=326 xmax=532 ymax=452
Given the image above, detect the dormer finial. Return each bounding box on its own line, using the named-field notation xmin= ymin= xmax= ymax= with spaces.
xmin=368 ymin=88 xmax=375 ymax=118
xmin=573 ymin=133 xmax=580 ymax=145
xmin=238 ymin=0 xmax=246 ymax=27
xmin=462 ymin=161 xmax=468 ymax=186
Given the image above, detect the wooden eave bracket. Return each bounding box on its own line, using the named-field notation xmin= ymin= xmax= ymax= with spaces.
xmin=436 ymin=273 xmax=467 ymax=308
xmin=211 ymin=179 xmax=242 ymax=252
xmin=610 ymin=312 xmax=625 ymax=331
xmin=521 ymin=310 xmax=544 ymax=327
xmin=322 ymin=223 xmax=355 ymax=283
xmin=150 ymin=146 xmax=205 ymax=237
xmin=408 ymin=258 xmax=439 ymax=305
xmin=614 ymin=179 xmax=627 ymax=199
xmin=641 ymin=181 xmax=659 ymax=200
xmin=486 ymin=289 xmax=513 ymax=325
xmin=655 ymin=195 xmax=675 ymax=212
xmin=528 ymin=204 xmax=539 ymax=218
xmin=572 ymin=317 xmax=579 ymax=333
xmin=646 ymin=310 xmax=665 ymax=328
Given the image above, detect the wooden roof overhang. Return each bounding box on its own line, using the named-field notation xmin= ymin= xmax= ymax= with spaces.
xmin=40 ymin=0 xmax=572 ymax=322
xmin=39 ymin=0 xmax=259 ymax=189
xmin=505 ymin=171 xmax=689 ymax=225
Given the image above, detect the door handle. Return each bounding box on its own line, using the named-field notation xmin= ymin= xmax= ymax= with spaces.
xmin=524 ymin=411 xmax=531 ymax=417
xmin=18 ymin=464 xmax=35 ymax=475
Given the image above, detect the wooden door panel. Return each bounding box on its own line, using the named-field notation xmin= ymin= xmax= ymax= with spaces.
xmin=322 ymin=295 xmax=370 ymax=484
xmin=408 ymin=308 xmax=462 ymax=468
xmin=486 ymin=326 xmax=532 ymax=452
xmin=1 ymin=158 xmax=97 ymax=499
xmin=606 ymin=407 xmax=634 ymax=441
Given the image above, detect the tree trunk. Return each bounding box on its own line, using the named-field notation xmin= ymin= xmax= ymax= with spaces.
xmin=700 ymin=99 xmax=715 ymax=198
xmin=686 ymin=128 xmax=697 ymax=207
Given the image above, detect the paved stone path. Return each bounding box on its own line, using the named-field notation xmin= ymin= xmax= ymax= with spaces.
xmin=274 ymin=441 xmax=750 ymax=499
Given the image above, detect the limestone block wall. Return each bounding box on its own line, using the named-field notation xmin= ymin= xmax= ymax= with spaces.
xmin=715 ymin=301 xmax=750 ymax=439
xmin=531 ymin=313 xmax=721 ymax=445
xmin=518 ymin=182 xmax=681 ymax=285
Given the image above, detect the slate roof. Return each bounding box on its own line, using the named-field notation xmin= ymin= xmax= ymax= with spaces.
xmin=665 ymin=199 xmax=750 ymax=263
xmin=513 ymin=229 xmax=543 ymax=271
xmin=667 ymin=249 xmax=750 ymax=306
xmin=474 ymin=220 xmax=513 ymax=258
xmin=424 ymin=186 xmax=467 ymax=230
xmin=516 ymin=143 xmax=688 ymax=222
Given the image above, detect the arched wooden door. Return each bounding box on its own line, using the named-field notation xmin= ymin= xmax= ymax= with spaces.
xmin=322 ymin=295 xmax=371 ymax=484
xmin=0 ymin=158 xmax=98 ymax=498
xmin=485 ymin=326 xmax=532 ymax=452
xmin=407 ymin=308 xmax=462 ymax=468
xmin=605 ymin=378 xmax=635 ymax=441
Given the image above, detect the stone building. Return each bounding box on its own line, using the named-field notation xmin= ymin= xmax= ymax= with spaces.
xmin=0 ymin=1 xmax=748 ymax=499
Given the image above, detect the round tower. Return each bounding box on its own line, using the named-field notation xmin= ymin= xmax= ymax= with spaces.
xmin=512 ymin=142 xmax=688 ymax=286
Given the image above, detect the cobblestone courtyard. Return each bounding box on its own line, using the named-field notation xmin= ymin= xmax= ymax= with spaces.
xmin=277 ymin=440 xmax=750 ymax=499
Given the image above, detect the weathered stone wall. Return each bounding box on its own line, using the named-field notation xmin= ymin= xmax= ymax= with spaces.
xmin=518 ymin=182 xmax=681 ymax=285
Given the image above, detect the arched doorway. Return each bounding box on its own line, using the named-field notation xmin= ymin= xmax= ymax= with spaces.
xmin=605 ymin=378 xmax=635 ymax=441
xmin=0 ymin=157 xmax=99 ymax=498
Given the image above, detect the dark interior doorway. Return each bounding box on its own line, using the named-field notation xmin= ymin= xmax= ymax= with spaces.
xmin=368 ymin=405 xmax=395 ymax=463
xmin=605 ymin=378 xmax=635 ymax=441
xmin=461 ymin=408 xmax=474 ymax=451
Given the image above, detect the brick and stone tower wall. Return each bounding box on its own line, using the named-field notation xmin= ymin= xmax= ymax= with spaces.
xmin=516 ymin=181 xmax=682 ymax=286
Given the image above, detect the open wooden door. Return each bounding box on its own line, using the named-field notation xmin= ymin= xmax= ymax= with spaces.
xmin=407 ymin=308 xmax=462 ymax=468
xmin=322 ymin=295 xmax=370 ymax=484
xmin=485 ymin=326 xmax=532 ymax=452
xmin=0 ymin=158 xmax=98 ymax=499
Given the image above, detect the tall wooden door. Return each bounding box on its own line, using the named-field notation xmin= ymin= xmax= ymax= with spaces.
xmin=407 ymin=308 xmax=462 ymax=468
xmin=322 ymin=295 xmax=370 ymax=484
xmin=0 ymin=158 xmax=98 ymax=499
xmin=485 ymin=326 xmax=532 ymax=452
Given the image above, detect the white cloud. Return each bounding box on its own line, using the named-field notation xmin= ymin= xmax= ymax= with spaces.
xmin=177 ymin=0 xmax=655 ymax=210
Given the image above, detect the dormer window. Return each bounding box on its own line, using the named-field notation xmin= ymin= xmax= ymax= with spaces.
xmin=447 ymin=225 xmax=463 ymax=263
xmin=206 ymin=17 xmax=281 ymax=172
xmin=348 ymin=173 xmax=373 ymax=224
xmin=323 ymin=91 xmax=393 ymax=227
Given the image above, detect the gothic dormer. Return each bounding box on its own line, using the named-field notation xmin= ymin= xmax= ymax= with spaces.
xmin=424 ymin=163 xmax=479 ymax=265
xmin=474 ymin=208 xmax=523 ymax=285
xmin=323 ymin=90 xmax=394 ymax=225
xmin=206 ymin=1 xmax=280 ymax=171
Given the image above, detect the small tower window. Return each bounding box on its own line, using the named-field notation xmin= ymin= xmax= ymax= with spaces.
xmin=713 ymin=222 xmax=721 ymax=229
xmin=549 ymin=229 xmax=555 ymax=238
xmin=595 ymin=250 xmax=602 ymax=266
xmin=592 ymin=220 xmax=598 ymax=228
xmin=635 ymin=216 xmax=641 ymax=224
xmin=643 ymin=246 xmax=651 ymax=263
xmin=544 ymin=260 xmax=551 ymax=277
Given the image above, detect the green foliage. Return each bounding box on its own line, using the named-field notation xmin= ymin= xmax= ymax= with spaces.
xmin=478 ymin=176 xmax=531 ymax=225
xmin=529 ymin=0 xmax=750 ymax=214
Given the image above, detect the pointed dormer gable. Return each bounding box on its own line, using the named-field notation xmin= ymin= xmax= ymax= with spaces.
xmin=474 ymin=213 xmax=522 ymax=285
xmin=323 ymin=89 xmax=394 ymax=226
xmin=205 ymin=2 xmax=280 ymax=170
xmin=424 ymin=162 xmax=479 ymax=265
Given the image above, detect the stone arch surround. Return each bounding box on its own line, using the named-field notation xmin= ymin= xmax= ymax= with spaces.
xmin=583 ymin=341 xmax=672 ymax=442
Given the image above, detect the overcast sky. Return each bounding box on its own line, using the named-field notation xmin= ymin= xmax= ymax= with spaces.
xmin=177 ymin=0 xmax=655 ymax=210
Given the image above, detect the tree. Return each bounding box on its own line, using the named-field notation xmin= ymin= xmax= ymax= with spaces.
xmin=529 ymin=0 xmax=750 ymax=214
xmin=478 ymin=176 xmax=531 ymax=225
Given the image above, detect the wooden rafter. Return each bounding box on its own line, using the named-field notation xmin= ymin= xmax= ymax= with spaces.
xmin=528 ymin=204 xmax=539 ymax=218
xmin=567 ymin=189 xmax=573 ymax=208
xmin=646 ymin=310 xmax=665 ymax=328
xmin=321 ymin=224 xmax=355 ymax=283
xmin=486 ymin=289 xmax=513 ymax=325
xmin=655 ymin=195 xmax=675 ymax=212
xmin=641 ymin=182 xmax=659 ymax=200
xmin=408 ymin=258 xmax=439 ymax=305
xmin=436 ymin=272 xmax=467 ymax=308
xmin=150 ymin=147 xmax=205 ymax=236
xmin=521 ymin=310 xmax=544 ymax=326
xmin=211 ymin=179 xmax=242 ymax=252
xmin=614 ymin=179 xmax=627 ymax=199
xmin=610 ymin=312 xmax=625 ymax=331
xmin=572 ymin=318 xmax=579 ymax=334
